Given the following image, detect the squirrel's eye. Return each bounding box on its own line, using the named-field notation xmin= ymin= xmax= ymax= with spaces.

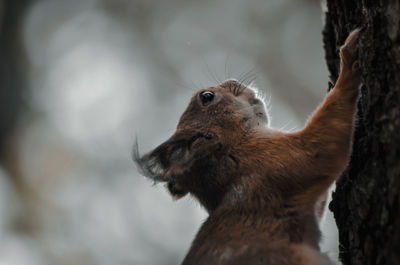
xmin=199 ymin=91 xmax=215 ymax=106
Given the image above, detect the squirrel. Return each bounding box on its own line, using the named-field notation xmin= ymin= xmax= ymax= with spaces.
xmin=134 ymin=29 xmax=361 ymax=265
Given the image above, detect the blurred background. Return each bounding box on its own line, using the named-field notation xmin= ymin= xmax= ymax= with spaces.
xmin=0 ymin=0 xmax=338 ymax=264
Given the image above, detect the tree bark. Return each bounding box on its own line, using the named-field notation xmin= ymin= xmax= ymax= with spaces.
xmin=323 ymin=1 xmax=400 ymax=265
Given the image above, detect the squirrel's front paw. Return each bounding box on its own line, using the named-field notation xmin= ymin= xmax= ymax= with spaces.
xmin=340 ymin=29 xmax=360 ymax=73
xmin=339 ymin=29 xmax=361 ymax=84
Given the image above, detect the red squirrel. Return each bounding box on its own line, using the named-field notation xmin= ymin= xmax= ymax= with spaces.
xmin=134 ymin=29 xmax=361 ymax=265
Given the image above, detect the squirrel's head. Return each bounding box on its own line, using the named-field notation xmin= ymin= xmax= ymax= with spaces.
xmin=134 ymin=79 xmax=269 ymax=212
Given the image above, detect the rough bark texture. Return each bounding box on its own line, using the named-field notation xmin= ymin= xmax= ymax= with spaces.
xmin=323 ymin=1 xmax=400 ymax=265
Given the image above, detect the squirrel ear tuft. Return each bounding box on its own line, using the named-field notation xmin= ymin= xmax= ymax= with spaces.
xmin=133 ymin=132 xmax=221 ymax=182
xmin=133 ymin=138 xmax=172 ymax=182
xmin=133 ymin=135 xmax=192 ymax=182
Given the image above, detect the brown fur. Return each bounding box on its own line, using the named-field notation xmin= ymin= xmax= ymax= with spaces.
xmin=134 ymin=29 xmax=361 ymax=265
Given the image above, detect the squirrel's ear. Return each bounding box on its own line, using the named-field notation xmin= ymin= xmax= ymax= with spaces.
xmin=134 ymin=138 xmax=189 ymax=200
xmin=133 ymin=135 xmax=196 ymax=200
xmin=133 ymin=137 xmax=186 ymax=182
xmin=133 ymin=132 xmax=221 ymax=182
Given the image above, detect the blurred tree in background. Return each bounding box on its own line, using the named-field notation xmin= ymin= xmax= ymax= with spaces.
xmin=0 ymin=0 xmax=35 ymax=221
xmin=324 ymin=1 xmax=400 ymax=265
xmin=0 ymin=0 xmax=30 ymax=164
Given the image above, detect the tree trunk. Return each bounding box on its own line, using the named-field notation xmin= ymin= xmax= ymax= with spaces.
xmin=323 ymin=1 xmax=400 ymax=265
